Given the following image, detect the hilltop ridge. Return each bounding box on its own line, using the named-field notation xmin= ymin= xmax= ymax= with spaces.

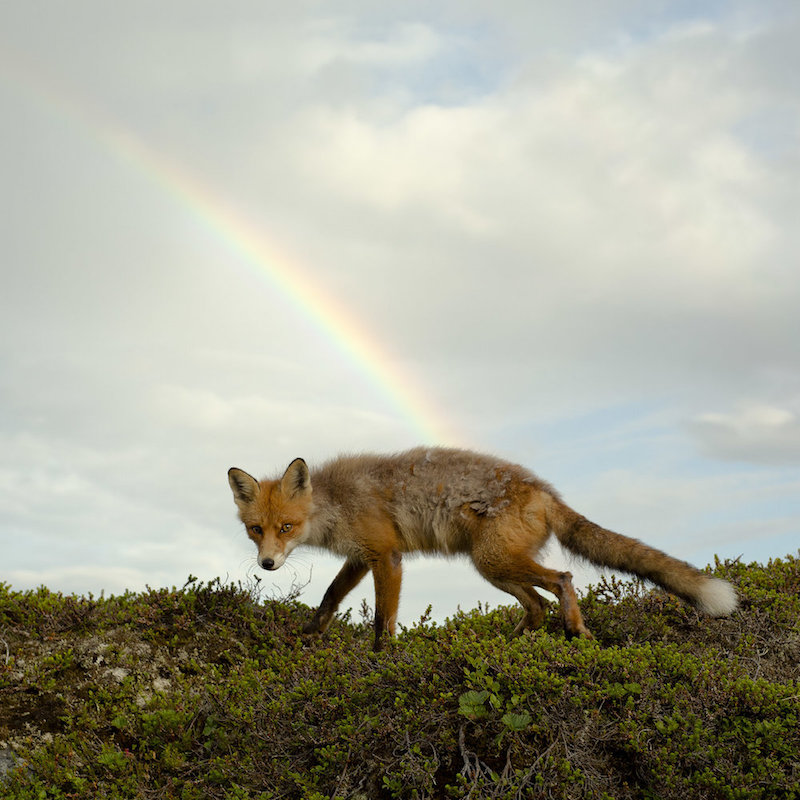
xmin=0 ymin=554 xmax=798 ymax=799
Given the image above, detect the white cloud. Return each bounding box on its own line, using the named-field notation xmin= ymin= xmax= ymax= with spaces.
xmin=286 ymin=21 xmax=776 ymax=292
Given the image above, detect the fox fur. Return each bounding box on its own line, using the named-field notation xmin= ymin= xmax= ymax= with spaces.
xmin=228 ymin=446 xmax=737 ymax=650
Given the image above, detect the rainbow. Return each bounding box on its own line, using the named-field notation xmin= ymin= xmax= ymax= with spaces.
xmin=1 ymin=49 xmax=463 ymax=446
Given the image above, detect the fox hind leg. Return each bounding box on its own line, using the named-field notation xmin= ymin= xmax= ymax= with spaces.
xmin=525 ymin=561 xmax=592 ymax=639
xmin=472 ymin=541 xmax=592 ymax=639
xmin=512 ymin=586 xmax=548 ymax=635
xmin=484 ymin=576 xmax=548 ymax=635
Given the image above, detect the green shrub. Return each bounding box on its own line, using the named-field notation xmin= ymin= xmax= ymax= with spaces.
xmin=0 ymin=556 xmax=798 ymax=799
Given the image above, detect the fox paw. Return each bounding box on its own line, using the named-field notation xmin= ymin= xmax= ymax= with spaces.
xmin=301 ymin=620 xmax=322 ymax=635
xmin=566 ymin=624 xmax=594 ymax=640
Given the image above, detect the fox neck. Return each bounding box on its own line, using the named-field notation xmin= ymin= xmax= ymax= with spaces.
xmin=280 ymin=474 xmax=343 ymax=556
xmin=301 ymin=490 xmax=339 ymax=549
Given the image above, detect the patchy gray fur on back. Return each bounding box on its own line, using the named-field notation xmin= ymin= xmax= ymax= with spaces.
xmin=301 ymin=446 xmax=556 ymax=556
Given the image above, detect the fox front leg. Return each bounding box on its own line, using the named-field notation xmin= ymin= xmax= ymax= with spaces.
xmin=302 ymin=559 xmax=369 ymax=636
xmin=369 ymin=549 xmax=403 ymax=651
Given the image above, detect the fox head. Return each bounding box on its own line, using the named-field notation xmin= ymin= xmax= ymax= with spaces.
xmin=227 ymin=458 xmax=312 ymax=571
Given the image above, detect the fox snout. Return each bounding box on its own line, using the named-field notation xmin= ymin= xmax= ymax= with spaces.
xmin=258 ymin=550 xmax=290 ymax=571
xmin=250 ymin=533 xmax=296 ymax=572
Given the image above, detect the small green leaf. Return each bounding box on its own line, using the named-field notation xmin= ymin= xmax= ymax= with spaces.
xmin=501 ymin=711 xmax=532 ymax=731
xmin=458 ymin=690 xmax=490 ymax=720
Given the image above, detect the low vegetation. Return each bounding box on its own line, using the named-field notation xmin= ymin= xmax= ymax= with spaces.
xmin=0 ymin=554 xmax=798 ymax=799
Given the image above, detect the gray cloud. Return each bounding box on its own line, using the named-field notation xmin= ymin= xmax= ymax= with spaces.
xmin=690 ymin=405 xmax=800 ymax=464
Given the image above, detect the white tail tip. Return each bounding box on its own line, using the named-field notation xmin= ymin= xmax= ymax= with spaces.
xmin=696 ymin=578 xmax=738 ymax=617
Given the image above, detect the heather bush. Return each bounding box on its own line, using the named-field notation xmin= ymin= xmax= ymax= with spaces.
xmin=0 ymin=555 xmax=798 ymax=799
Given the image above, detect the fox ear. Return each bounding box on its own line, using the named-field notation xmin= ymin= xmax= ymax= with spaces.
xmin=228 ymin=468 xmax=259 ymax=506
xmin=281 ymin=458 xmax=311 ymax=498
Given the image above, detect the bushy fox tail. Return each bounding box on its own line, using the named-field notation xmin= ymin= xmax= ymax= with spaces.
xmin=545 ymin=496 xmax=738 ymax=616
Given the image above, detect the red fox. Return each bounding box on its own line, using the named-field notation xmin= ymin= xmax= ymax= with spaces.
xmin=228 ymin=447 xmax=737 ymax=650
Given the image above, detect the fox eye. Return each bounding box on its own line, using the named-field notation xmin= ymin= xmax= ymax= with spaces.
xmin=251 ymin=525 xmax=263 ymax=536
xmin=280 ymin=522 xmax=293 ymax=534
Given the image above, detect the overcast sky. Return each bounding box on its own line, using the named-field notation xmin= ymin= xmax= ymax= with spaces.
xmin=1 ymin=1 xmax=798 ymax=625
